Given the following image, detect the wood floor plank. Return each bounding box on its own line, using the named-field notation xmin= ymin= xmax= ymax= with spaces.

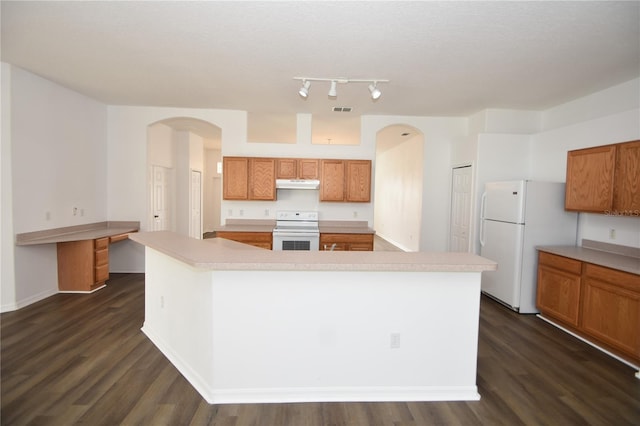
xmin=2 ymin=273 xmax=639 ymax=425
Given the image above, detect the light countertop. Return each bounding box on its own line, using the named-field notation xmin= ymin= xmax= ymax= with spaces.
xmin=537 ymin=240 xmax=640 ymax=276
xmin=130 ymin=231 xmax=497 ymax=273
xmin=214 ymin=219 xmax=375 ymax=234
xmin=16 ymin=221 xmax=140 ymax=245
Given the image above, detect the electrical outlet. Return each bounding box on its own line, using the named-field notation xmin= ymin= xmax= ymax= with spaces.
xmin=390 ymin=333 xmax=401 ymax=349
xmin=73 ymin=207 xmax=78 ymax=216
xmin=265 ymin=209 xmax=270 ymax=216
xmin=239 ymin=209 xmax=244 ymax=217
xmin=609 ymin=228 xmax=616 ymax=240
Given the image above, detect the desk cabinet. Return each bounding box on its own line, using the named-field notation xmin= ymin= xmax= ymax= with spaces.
xmin=57 ymin=234 xmax=131 ymax=292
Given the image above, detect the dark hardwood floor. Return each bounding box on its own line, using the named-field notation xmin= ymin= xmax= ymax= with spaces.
xmin=2 ymin=273 xmax=639 ymax=425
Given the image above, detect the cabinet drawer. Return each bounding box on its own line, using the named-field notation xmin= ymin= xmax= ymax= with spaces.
xmin=217 ymin=231 xmax=272 ymax=243
xmin=94 ymin=263 xmax=109 ymax=283
xmin=95 ymin=248 xmax=109 ymax=267
xmin=95 ymin=237 xmax=109 ymax=250
xmin=538 ymin=251 xmax=582 ymax=275
xmin=109 ymin=233 xmax=130 ymax=244
xmin=583 ymin=263 xmax=640 ymax=292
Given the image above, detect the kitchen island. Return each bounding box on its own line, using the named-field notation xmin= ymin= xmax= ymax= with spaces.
xmin=129 ymin=231 xmax=497 ymax=404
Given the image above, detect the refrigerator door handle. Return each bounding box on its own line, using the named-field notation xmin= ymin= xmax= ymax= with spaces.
xmin=479 ymin=193 xmax=487 ymax=247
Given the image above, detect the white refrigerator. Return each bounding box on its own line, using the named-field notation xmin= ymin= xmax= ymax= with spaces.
xmin=479 ymin=180 xmax=578 ymax=313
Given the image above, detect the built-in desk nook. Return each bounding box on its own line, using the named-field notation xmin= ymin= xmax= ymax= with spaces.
xmin=16 ymin=221 xmax=139 ymax=292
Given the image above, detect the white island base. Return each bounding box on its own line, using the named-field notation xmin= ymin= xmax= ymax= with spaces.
xmin=137 ymin=242 xmax=494 ymax=405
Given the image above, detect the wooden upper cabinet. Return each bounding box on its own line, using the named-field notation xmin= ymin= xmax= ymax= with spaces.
xmin=298 ymin=159 xmax=320 ymax=179
xmin=223 ymin=157 xmax=249 ymax=200
xmin=320 ymin=160 xmax=346 ymax=201
xmin=613 ymin=140 xmax=640 ymax=212
xmin=346 ymin=160 xmax=372 ymax=202
xmin=248 ymin=158 xmax=276 ymax=200
xmin=565 ymin=145 xmax=616 ymax=212
xmin=276 ymin=158 xmax=320 ymax=179
xmin=276 ymin=158 xmax=297 ymax=179
xmin=565 ymin=140 xmax=640 ymax=214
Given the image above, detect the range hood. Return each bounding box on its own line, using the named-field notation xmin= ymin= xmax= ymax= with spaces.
xmin=276 ymin=179 xmax=320 ymax=190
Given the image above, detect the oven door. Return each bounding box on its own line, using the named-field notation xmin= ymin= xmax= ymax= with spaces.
xmin=272 ymin=231 xmax=320 ymax=251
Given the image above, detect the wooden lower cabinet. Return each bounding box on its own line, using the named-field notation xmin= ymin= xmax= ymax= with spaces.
xmin=581 ymin=264 xmax=640 ymax=361
xmin=537 ymin=250 xmax=640 ymax=364
xmin=216 ymin=231 xmax=272 ymax=250
xmin=58 ymin=237 xmax=110 ymax=292
xmin=536 ymin=252 xmax=582 ymax=327
xmin=320 ymin=233 xmax=374 ymax=251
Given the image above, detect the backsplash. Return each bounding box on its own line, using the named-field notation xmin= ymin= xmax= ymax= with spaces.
xmin=579 ymin=213 xmax=640 ymax=249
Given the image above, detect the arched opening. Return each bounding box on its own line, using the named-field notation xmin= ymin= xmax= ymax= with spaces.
xmin=374 ymin=124 xmax=424 ymax=252
xmin=147 ymin=117 xmax=222 ymax=239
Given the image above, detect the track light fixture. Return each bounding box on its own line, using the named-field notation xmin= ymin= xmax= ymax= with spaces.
xmin=298 ymin=80 xmax=310 ymax=98
xmin=294 ymin=77 xmax=389 ymax=100
xmin=328 ymin=80 xmax=337 ymax=97
xmin=368 ymin=83 xmax=382 ymax=100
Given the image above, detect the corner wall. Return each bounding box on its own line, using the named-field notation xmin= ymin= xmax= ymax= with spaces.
xmin=2 ymin=64 xmax=108 ymax=311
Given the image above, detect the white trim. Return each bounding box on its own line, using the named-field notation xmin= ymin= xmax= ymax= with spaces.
xmin=0 ymin=287 xmax=58 ymax=313
xmin=537 ymin=314 xmax=640 ymax=377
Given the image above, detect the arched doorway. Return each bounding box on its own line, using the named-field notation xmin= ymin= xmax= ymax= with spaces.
xmin=374 ymin=125 xmax=424 ymax=252
xmin=147 ymin=117 xmax=222 ymax=239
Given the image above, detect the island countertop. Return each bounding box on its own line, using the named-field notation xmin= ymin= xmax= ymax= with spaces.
xmin=129 ymin=231 xmax=497 ymax=272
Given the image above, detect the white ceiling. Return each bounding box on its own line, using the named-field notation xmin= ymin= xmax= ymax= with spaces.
xmin=2 ymin=1 xmax=639 ymax=141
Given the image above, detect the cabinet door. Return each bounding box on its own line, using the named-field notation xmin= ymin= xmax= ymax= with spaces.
xmin=249 ymin=158 xmax=276 ymax=200
xmin=276 ymin=158 xmax=297 ymax=179
xmin=613 ymin=140 xmax=640 ymax=213
xmin=536 ymin=262 xmax=582 ymax=327
xmin=346 ymin=160 xmax=372 ymax=202
xmin=298 ymin=159 xmax=320 ymax=179
xmin=320 ymin=160 xmax=345 ymax=201
xmin=581 ymin=264 xmax=640 ymax=361
xmin=565 ymin=145 xmax=615 ymax=212
xmin=223 ymin=157 xmax=249 ymax=200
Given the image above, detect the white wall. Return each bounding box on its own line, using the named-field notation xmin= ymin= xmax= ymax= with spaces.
xmin=203 ymin=149 xmax=222 ymax=231
xmin=1 ymin=63 xmax=16 ymax=310
xmin=363 ymin=116 xmax=467 ymax=252
xmin=2 ymin=64 xmax=108 ymax=311
xmin=106 ymin=106 xmax=246 ymax=272
xmin=374 ymin=133 xmax=423 ymax=251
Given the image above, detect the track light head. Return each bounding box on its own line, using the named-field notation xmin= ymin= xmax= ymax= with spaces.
xmin=328 ymin=80 xmax=337 ymax=97
xmin=298 ymin=80 xmax=311 ymax=98
xmin=368 ymin=83 xmax=382 ymax=100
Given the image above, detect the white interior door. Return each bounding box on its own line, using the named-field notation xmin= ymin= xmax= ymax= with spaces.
xmin=152 ymin=165 xmax=171 ymax=231
xmin=190 ymin=170 xmax=202 ymax=239
xmin=449 ymin=165 xmax=473 ymax=252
